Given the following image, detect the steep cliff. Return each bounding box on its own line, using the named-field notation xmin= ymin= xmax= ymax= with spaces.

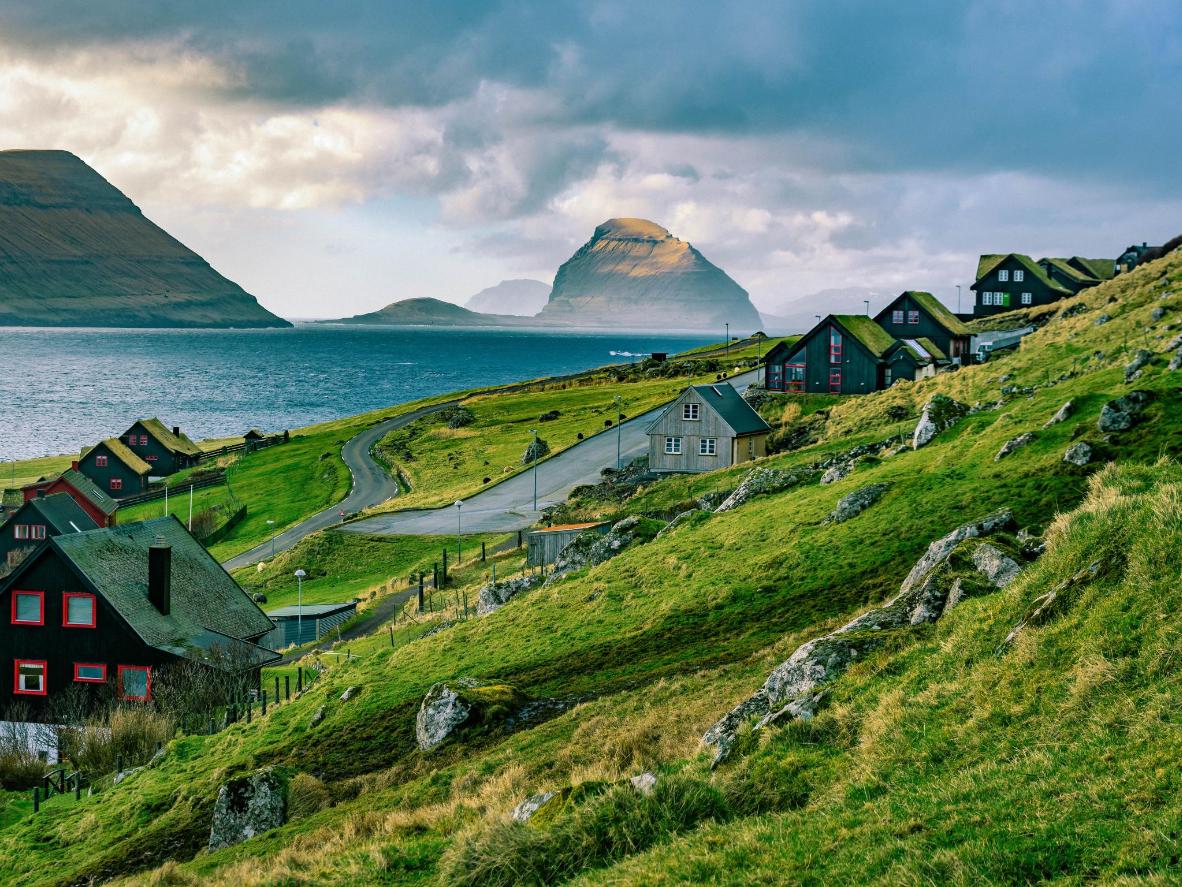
xmin=0 ymin=150 xmax=288 ymax=328
xmin=536 ymin=218 xmax=762 ymax=331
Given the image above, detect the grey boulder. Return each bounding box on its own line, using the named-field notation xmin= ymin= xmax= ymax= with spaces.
xmin=995 ymin=432 xmax=1035 ymax=462
xmin=208 ymin=768 xmax=286 ymax=850
xmin=715 ymin=467 xmax=801 ymax=512
xmin=912 ymin=395 xmax=968 ymax=449
xmin=476 ymin=575 xmax=540 ymax=616
xmin=416 ymin=683 xmax=471 ymax=751
xmin=1044 ymin=401 xmax=1073 ymax=427
xmin=1125 ymin=348 xmax=1153 ymax=382
xmin=825 ymin=482 xmax=891 ymax=523
xmin=1063 ymin=442 xmax=1093 ymax=466
xmin=1098 ymin=391 xmax=1152 ymax=432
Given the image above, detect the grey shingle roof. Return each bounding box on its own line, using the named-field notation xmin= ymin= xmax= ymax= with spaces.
xmin=691 ymin=383 xmax=771 ymax=435
xmin=52 ymin=516 xmax=275 ymax=659
xmin=56 ymin=469 xmax=120 ymax=516
xmin=26 ymin=493 xmax=98 ymax=534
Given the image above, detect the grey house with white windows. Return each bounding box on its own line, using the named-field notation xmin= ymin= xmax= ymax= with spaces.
xmin=647 ymin=383 xmax=771 ymax=473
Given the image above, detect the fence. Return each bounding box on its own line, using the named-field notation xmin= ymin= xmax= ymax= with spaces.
xmin=196 ymin=433 xmax=287 ymax=464
xmin=118 ymin=470 xmax=227 ymax=507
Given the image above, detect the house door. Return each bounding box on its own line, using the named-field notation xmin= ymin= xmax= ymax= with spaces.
xmin=829 ymin=368 xmax=842 ymax=393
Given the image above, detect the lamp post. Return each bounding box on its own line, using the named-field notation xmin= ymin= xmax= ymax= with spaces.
xmin=725 ymin=322 xmax=730 ymax=361
xmin=614 ymin=395 xmax=623 ymax=470
xmin=864 ymin=299 xmax=870 ymax=316
xmin=455 ymin=500 xmax=463 ymax=563
xmin=294 ymin=569 xmax=306 ymax=643
xmin=956 ymin=284 xmax=962 ymax=313
xmin=266 ymin=519 xmax=276 ymax=560
xmin=531 ymin=430 xmax=541 ymax=513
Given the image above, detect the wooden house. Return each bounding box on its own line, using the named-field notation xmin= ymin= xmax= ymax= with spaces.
xmin=764 ymin=314 xmax=937 ymax=395
xmin=263 ymin=601 xmax=358 ymax=649
xmin=873 ymin=292 xmax=972 ymax=364
xmin=119 ymin=419 xmax=202 ymax=477
xmin=1038 ymin=257 xmax=1112 ymax=295
xmin=243 ymin=429 xmax=265 ymax=443
xmin=0 ymin=516 xmax=277 ymax=714
xmin=77 ymin=438 xmax=150 ymax=499
xmin=970 ymin=254 xmax=1073 ymax=317
xmin=647 ymin=384 xmax=770 ymax=473
xmin=22 ymin=468 xmax=120 ymax=528
xmin=527 ymin=522 xmax=609 ymax=567
xmin=0 ymin=493 xmax=97 ymax=576
xmin=1116 ymin=242 xmax=1157 ymax=274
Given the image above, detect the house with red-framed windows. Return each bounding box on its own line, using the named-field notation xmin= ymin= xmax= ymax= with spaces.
xmin=76 ymin=438 xmax=150 ymax=499
xmin=21 ymin=467 xmax=120 ymax=528
xmin=118 ymin=419 xmax=202 ymax=477
xmin=763 ymin=314 xmax=938 ymax=395
xmin=0 ymin=492 xmax=97 ymax=577
xmin=873 ymin=292 xmax=972 ymax=365
xmin=0 ymin=516 xmax=277 ymax=715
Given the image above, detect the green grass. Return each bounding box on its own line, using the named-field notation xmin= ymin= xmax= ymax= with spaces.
xmin=4 ymin=252 xmax=1182 ymax=885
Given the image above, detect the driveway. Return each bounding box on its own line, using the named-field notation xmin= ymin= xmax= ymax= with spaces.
xmin=341 ymin=370 xmax=761 ymax=537
xmin=221 ymin=401 xmax=455 ymax=571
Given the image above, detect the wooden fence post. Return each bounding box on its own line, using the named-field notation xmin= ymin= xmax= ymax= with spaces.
xmin=32 ymin=787 xmax=39 ymax=813
xmin=262 ymin=690 xmax=268 ymax=716
xmin=297 ymin=668 xmax=303 ymax=693
xmin=285 ymin=675 xmax=291 ymax=701
xmin=274 ymin=675 xmax=280 ymax=702
xmin=481 ymin=542 xmax=486 ymax=561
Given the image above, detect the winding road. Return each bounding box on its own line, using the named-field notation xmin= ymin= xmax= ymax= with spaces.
xmin=221 ymin=401 xmax=456 ymax=571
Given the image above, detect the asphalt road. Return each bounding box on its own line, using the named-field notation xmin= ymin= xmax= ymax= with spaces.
xmin=341 ymin=370 xmax=761 ymax=538
xmin=221 ymin=401 xmax=456 ymax=571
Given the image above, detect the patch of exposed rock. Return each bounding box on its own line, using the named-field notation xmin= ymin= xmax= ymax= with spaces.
xmin=1125 ymin=348 xmax=1154 ymax=382
xmin=415 ymin=681 xmax=530 ymax=752
xmin=704 ymin=510 xmax=1016 ymax=764
xmin=714 ymin=467 xmax=802 ymax=512
xmin=1045 ymin=401 xmax=1073 ymax=427
xmin=476 ymin=575 xmax=541 ymax=616
xmin=820 ymin=462 xmax=852 ymax=485
xmin=999 ymin=560 xmax=1101 ymax=650
xmin=416 ymin=683 xmax=470 ymax=751
xmin=1098 ymin=391 xmax=1152 ymax=432
xmin=995 ymin=432 xmax=1035 ymax=462
xmin=208 ymin=768 xmax=287 ymax=850
xmin=1063 ymin=442 xmax=1093 ymax=466
xmin=547 ymin=515 xmax=665 ymax=582
xmin=825 ymin=482 xmax=891 ymax=523
xmin=912 ymin=394 xmax=968 ymax=448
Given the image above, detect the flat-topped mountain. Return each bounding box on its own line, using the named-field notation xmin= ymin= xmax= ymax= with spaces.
xmin=326 ymin=297 xmax=527 ymax=327
xmin=0 ymin=150 xmax=288 ymax=329
xmin=536 ymin=218 xmax=763 ymax=331
xmin=464 ymin=279 xmax=550 ymax=316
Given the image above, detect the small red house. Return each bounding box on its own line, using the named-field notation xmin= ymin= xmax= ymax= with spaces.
xmin=23 ymin=468 xmax=120 ymax=528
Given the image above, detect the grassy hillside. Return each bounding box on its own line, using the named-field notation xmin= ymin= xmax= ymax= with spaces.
xmin=2 ymin=250 xmax=1180 ymax=885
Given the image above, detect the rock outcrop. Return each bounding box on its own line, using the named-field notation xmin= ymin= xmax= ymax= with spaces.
xmin=0 ymin=150 xmax=289 ymax=329
xmin=912 ymin=395 xmax=968 ymax=448
xmin=1063 ymin=442 xmax=1093 ymax=466
xmin=416 ymin=683 xmax=470 ymax=751
xmin=1045 ymin=401 xmax=1074 ymax=427
xmin=476 ymin=575 xmax=541 ymax=616
xmin=1098 ymin=391 xmax=1152 ymax=433
xmin=995 ymin=432 xmax=1035 ymax=461
xmin=1125 ymin=348 xmax=1153 ymax=382
xmin=547 ymin=516 xmax=664 ymax=582
xmin=704 ymin=510 xmax=1016 ymax=764
xmin=416 ymin=681 xmax=529 ymax=752
xmin=714 ymin=468 xmax=802 ymax=512
xmin=208 ymin=768 xmax=287 ymax=850
xmin=825 ymin=482 xmax=891 ymax=523
xmin=536 ymin=218 xmax=762 ymax=331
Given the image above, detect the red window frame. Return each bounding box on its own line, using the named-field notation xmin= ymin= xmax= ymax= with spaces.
xmin=829 ymin=369 xmax=842 ymax=393
xmin=13 ymin=524 xmax=29 ymax=541
xmin=95 ymin=455 xmax=108 ymax=467
xmin=829 ymin=328 xmax=842 ymax=363
xmin=118 ymin=665 xmax=152 ymax=702
xmin=908 ymin=311 xmax=920 ymax=324
xmin=110 ymin=478 xmax=123 ymax=491
xmin=10 ymin=590 xmax=45 ymax=626
xmin=146 ymin=454 xmax=158 ymax=462
xmin=785 ymin=363 xmax=806 ymax=392
xmin=139 ymin=435 xmax=149 ymax=446
xmin=62 ymin=591 xmax=97 ymax=629
xmin=31 ymin=525 xmax=46 ymax=541
xmin=14 ymin=659 xmax=48 ymax=696
xmin=73 ymin=662 xmax=107 ymax=683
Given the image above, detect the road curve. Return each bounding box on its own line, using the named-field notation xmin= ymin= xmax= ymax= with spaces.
xmin=341 ymin=370 xmax=761 ymax=538
xmin=221 ymin=401 xmax=456 ymax=571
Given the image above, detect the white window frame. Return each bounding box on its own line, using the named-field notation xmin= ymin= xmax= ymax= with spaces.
xmin=998 ymin=269 xmax=1009 ymax=282
xmin=699 ymin=438 xmax=717 ymax=456
xmin=664 ymin=436 xmax=683 ymax=455
xmin=1021 ymin=292 xmax=1033 ymax=305
xmin=682 ymin=402 xmax=700 ymax=421
xmin=1014 ymin=269 xmax=1025 ymax=282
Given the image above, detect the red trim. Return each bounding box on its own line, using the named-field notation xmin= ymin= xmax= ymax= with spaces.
xmin=95 ymin=455 xmax=108 ymax=468
xmin=829 ymin=369 xmax=842 ymax=394
xmin=10 ymin=590 xmax=45 ymax=626
xmin=786 ymin=363 xmax=805 ymax=393
xmin=118 ymin=665 xmax=152 ymax=702
xmin=109 ymin=479 xmax=123 ymax=491
xmin=14 ymin=659 xmax=47 ymax=696
xmin=62 ymin=591 xmax=97 ymax=628
xmin=829 ymin=328 xmax=842 ymax=364
xmin=73 ymin=662 xmax=107 ymax=683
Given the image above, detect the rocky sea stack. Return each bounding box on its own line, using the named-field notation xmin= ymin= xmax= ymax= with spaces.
xmin=536 ymin=218 xmax=763 ymax=331
xmin=0 ymin=149 xmax=288 ymax=329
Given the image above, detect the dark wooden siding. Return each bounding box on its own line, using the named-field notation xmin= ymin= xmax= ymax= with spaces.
xmin=121 ymin=422 xmax=192 ymax=476
xmin=78 ymin=445 xmax=147 ymax=499
xmin=874 ymin=295 xmax=971 ymax=360
xmin=772 ymin=323 xmax=882 ymax=395
xmin=972 ymin=258 xmax=1065 ymax=317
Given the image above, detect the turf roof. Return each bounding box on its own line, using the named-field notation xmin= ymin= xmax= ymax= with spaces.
xmin=832 ymin=314 xmax=898 ymax=358
xmin=1069 ymin=256 xmax=1116 ymax=280
xmin=136 ymin=418 xmax=202 ymax=457
xmin=972 ymin=253 xmax=1073 ymax=296
xmin=897 ymin=291 xmax=972 ymax=336
xmin=91 ymin=438 xmax=151 ymax=475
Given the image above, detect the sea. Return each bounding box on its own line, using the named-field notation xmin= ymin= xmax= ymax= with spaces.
xmin=0 ymin=324 xmax=714 ymax=461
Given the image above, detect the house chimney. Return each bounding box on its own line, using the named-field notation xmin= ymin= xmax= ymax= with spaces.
xmin=172 ymin=426 xmax=180 ymax=437
xmin=71 ymin=460 xmax=79 ymax=470
xmin=148 ymin=536 xmax=171 ymax=615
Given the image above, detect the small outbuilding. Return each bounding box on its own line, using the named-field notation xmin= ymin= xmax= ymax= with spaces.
xmin=527 ymin=522 xmax=610 ymax=567
xmin=263 ymin=601 xmax=359 ymax=649
xmin=647 ymin=383 xmax=770 ymax=473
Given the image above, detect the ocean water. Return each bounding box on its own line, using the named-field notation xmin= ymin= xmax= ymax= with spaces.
xmin=0 ymin=325 xmax=714 ymax=460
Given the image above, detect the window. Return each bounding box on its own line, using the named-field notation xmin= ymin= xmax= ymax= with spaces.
xmin=63 ymin=592 xmax=97 ymax=628
xmin=682 ymin=402 xmax=700 ymax=421
xmin=118 ymin=665 xmax=151 ymax=701
xmin=74 ymin=663 xmax=107 ymax=683
xmin=664 ymin=437 xmax=683 ymax=455
xmin=786 ymin=364 xmax=805 ymax=393
xmin=891 ymin=309 xmax=904 ymax=324
xmin=13 ymin=524 xmax=29 ymax=541
xmin=699 ymin=438 xmax=717 ymax=456
xmin=829 ymin=368 xmax=842 ymax=393
xmin=747 ymin=439 xmax=755 ymax=458
xmin=998 ymin=269 xmax=1009 ymax=282
xmin=14 ymin=660 xmax=47 ymax=696
xmin=110 ymin=479 xmax=123 ymax=492
xmin=1014 ymin=269 xmax=1025 ymax=282
xmin=11 ymin=591 xmax=44 ymax=626
xmin=829 ymin=328 xmax=842 ymax=363
xmin=907 ymin=311 xmax=920 ymax=325
xmin=146 ymin=454 xmax=158 ymax=462
xmin=95 ymin=455 xmax=108 ymax=468
xmin=1021 ymin=292 xmax=1033 ymax=305
xmin=30 ymin=525 xmax=46 ymax=541
xmin=126 ymin=434 xmax=136 ymax=445
xmin=885 ymin=367 xmax=893 ymax=387
xmin=139 ymin=435 xmax=149 ymax=446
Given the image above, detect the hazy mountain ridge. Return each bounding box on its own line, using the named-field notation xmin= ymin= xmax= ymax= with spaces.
xmin=463 ymin=279 xmax=550 ymax=316
xmin=0 ymin=150 xmax=289 ymax=329
xmin=325 ymin=297 xmax=530 ymax=327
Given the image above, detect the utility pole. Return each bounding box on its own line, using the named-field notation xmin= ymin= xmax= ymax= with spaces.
xmin=725 ymin=323 xmax=730 ymax=362
xmin=864 ymin=300 xmax=870 ymax=316
xmin=956 ymin=285 xmax=962 ymax=313
xmin=614 ymin=395 xmax=623 ymax=470
xmin=294 ymin=569 xmax=306 ymax=642
xmin=529 ymin=428 xmax=539 ymax=511
xmin=455 ymin=500 xmax=463 ymax=563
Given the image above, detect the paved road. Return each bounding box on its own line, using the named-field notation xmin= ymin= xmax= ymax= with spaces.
xmin=222 ymin=401 xmax=456 ymax=571
xmin=341 ymin=370 xmax=761 ymax=538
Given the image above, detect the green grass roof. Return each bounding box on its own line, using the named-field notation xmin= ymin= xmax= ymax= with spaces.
xmin=138 ymin=418 xmax=202 ymax=457
xmin=1069 ymin=256 xmax=1115 ymax=280
xmin=974 ymin=253 xmax=1073 ymax=296
xmin=975 ymin=254 xmax=1006 ymax=280
xmin=903 ymin=291 xmax=972 ymax=335
xmin=914 ymin=336 xmax=947 ymax=361
xmin=833 ymin=314 xmax=898 ymax=358
xmin=98 ymin=437 xmax=151 ymax=475
xmin=1043 ymin=257 xmax=1092 ymax=283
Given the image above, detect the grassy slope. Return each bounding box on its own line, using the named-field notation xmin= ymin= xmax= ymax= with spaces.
xmin=2 ymin=253 xmax=1181 ymax=885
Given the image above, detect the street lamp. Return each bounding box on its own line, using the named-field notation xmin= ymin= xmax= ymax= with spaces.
xmin=266 ymin=519 xmax=276 ymax=560
xmin=529 ymin=428 xmax=539 ymax=512
xmin=294 ymin=569 xmax=306 ymax=643
xmin=864 ymin=300 xmax=870 ymax=316
xmin=956 ymin=284 xmax=962 ymax=313
xmin=455 ymin=500 xmax=463 ymax=563
xmin=614 ymin=395 xmax=623 ymax=470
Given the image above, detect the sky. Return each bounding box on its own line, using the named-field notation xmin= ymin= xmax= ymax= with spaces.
xmin=0 ymin=0 xmax=1178 ymax=319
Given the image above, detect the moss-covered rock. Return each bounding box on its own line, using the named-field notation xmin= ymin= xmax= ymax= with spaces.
xmin=416 ymin=680 xmax=531 ymax=752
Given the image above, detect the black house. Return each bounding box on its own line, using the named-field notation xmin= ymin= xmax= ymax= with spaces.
xmin=0 ymin=516 xmax=277 ymax=714
xmin=0 ymin=493 xmax=97 ymax=577
xmin=764 ymin=315 xmax=935 ymax=395
xmin=21 ymin=468 xmax=119 ymax=528
xmin=77 ymin=438 xmax=150 ymax=499
xmin=119 ymin=419 xmax=202 ymax=477
xmin=874 ymin=291 xmax=972 ymax=364
xmin=1116 ymin=242 xmax=1159 ymax=274
xmin=971 ymin=254 xmax=1073 ymax=317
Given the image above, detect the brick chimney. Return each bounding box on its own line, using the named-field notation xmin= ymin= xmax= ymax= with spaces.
xmin=172 ymin=426 xmax=181 ymax=437
xmin=148 ymin=536 xmax=171 ymax=615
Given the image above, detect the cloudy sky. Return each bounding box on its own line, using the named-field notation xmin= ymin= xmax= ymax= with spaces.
xmin=0 ymin=1 xmax=1178 ymax=319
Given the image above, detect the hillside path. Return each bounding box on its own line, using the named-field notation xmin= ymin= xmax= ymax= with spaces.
xmin=221 ymin=401 xmax=456 ymax=571
xmin=340 ymin=369 xmax=761 ymax=538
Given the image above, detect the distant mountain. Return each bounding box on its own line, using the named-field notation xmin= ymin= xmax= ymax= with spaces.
xmin=0 ymin=149 xmax=288 ymax=328
xmin=536 ymin=218 xmax=763 ymax=332
xmin=761 ymin=286 xmax=888 ymax=333
xmin=464 ymin=279 xmax=550 ymax=316
xmin=325 ymin=297 xmax=528 ymax=327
